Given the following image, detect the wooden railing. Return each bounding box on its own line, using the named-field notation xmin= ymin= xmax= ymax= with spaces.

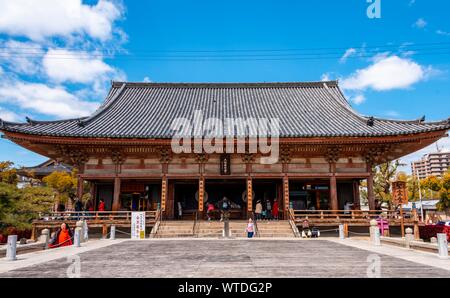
xmin=291 ymin=209 xmax=415 ymax=223
xmin=35 ymin=210 xmax=158 ymax=223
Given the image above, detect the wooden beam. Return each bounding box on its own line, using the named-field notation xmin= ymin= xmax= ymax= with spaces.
xmin=112 ymin=177 xmax=121 ymax=211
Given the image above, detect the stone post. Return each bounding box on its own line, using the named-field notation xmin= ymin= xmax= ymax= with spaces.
xmin=223 ymin=218 xmax=230 ymax=238
xmin=369 ymin=219 xmax=380 ymax=246
xmin=339 ymin=224 xmax=345 ymax=240
xmin=437 ymin=233 xmax=448 ymax=259
xmin=6 ymin=235 xmax=17 ymax=261
xmin=74 ymin=228 xmax=81 ymax=247
xmin=83 ymin=220 xmax=89 ymax=242
xmin=110 ymin=225 xmax=116 ymax=240
xmin=405 ymin=227 xmax=414 ymax=249
xmin=76 ymin=220 xmax=84 ymax=242
xmin=41 ymin=229 xmax=50 ymax=249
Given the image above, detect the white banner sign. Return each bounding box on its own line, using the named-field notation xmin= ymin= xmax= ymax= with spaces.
xmin=131 ymin=212 xmax=146 ymax=239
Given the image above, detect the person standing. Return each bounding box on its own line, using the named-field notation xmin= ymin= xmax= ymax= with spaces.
xmin=255 ymin=200 xmax=262 ymax=220
xmin=344 ymin=201 xmax=353 ymax=214
xmin=266 ymin=199 xmax=272 ymax=220
xmin=206 ymin=202 xmax=215 ymax=221
xmin=177 ymin=201 xmax=183 ymax=219
xmin=98 ymin=199 xmax=105 ymax=211
xmin=246 ymin=218 xmax=255 ymax=238
xmin=272 ymin=199 xmax=279 ymax=220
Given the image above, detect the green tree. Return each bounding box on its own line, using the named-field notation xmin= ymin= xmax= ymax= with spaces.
xmin=0 ymin=161 xmax=18 ymax=185
xmin=0 ymin=182 xmax=54 ymax=232
xmin=421 ymin=172 xmax=450 ymax=211
xmin=372 ymin=160 xmax=400 ymax=208
xmin=42 ymin=170 xmax=77 ymax=205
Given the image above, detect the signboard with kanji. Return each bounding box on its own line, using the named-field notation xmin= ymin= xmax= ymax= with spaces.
xmin=391 ymin=181 xmax=408 ymax=205
xmin=131 ymin=211 xmax=146 ymax=239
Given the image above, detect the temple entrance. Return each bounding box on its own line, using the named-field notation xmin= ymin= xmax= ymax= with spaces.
xmin=173 ymin=180 xmax=198 ymax=220
xmin=119 ymin=180 xmax=161 ymax=211
xmin=252 ymin=179 xmax=282 ymax=219
xmin=289 ymin=179 xmax=330 ymax=210
xmin=204 ymin=179 xmax=246 ymax=219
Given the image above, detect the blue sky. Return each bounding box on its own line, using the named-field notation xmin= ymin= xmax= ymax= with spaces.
xmin=0 ymin=0 xmax=449 ymax=171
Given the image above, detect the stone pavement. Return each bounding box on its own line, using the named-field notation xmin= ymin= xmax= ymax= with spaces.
xmin=1 ymin=239 xmax=449 ymax=278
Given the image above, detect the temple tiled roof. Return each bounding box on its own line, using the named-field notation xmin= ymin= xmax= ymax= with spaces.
xmin=1 ymin=81 xmax=449 ymax=138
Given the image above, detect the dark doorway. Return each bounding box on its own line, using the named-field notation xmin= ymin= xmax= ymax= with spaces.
xmin=205 ymin=179 xmax=246 ymax=219
xmin=173 ymin=180 xmax=198 ymax=220
xmin=289 ymin=180 xmax=330 ymax=210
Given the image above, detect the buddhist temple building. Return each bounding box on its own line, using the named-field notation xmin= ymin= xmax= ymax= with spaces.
xmin=1 ymin=81 xmax=449 ymax=220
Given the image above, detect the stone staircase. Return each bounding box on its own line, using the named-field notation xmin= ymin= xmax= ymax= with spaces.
xmin=254 ymin=220 xmax=296 ymax=238
xmin=154 ymin=220 xmax=296 ymax=238
xmin=154 ymin=220 xmax=194 ymax=238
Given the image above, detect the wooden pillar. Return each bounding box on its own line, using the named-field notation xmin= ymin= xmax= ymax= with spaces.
xmin=161 ymin=177 xmax=167 ymax=212
xmin=76 ymin=176 xmax=84 ymax=200
xmin=353 ymin=180 xmax=360 ymax=206
xmin=367 ymin=168 xmax=375 ymax=210
xmin=112 ymin=177 xmax=121 ymax=211
xmin=283 ymin=176 xmax=289 ymax=212
xmin=330 ymin=175 xmax=338 ymax=211
xmin=247 ymin=177 xmax=253 ymax=217
xmin=198 ymin=177 xmax=205 ymax=217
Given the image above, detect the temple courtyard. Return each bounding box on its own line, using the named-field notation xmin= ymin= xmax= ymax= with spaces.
xmin=1 ymin=238 xmax=449 ymax=278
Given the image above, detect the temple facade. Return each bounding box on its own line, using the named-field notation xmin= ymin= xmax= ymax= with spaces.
xmin=1 ymin=81 xmax=449 ymax=220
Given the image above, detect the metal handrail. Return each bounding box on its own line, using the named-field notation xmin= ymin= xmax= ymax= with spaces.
xmin=288 ymin=208 xmax=301 ymax=237
xmin=150 ymin=209 xmax=162 ymax=238
xmin=291 ymin=209 xmax=413 ymax=221
xmin=252 ymin=212 xmax=260 ymax=238
xmin=192 ymin=211 xmax=198 ymax=236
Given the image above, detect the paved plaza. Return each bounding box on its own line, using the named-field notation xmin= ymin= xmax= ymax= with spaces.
xmin=1 ymin=239 xmax=449 ymax=278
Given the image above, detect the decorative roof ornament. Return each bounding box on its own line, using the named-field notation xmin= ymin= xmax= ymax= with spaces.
xmin=367 ymin=116 xmax=374 ymax=127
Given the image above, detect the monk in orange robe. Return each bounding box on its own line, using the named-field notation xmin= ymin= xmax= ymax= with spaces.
xmin=49 ymin=223 xmax=73 ymax=248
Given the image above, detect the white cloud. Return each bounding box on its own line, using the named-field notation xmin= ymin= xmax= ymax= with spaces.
xmin=398 ymin=136 xmax=450 ymax=174
xmin=143 ymin=76 xmax=152 ymax=83
xmin=0 ymin=40 xmax=44 ymax=76
xmin=413 ymin=18 xmax=427 ymax=29
xmin=436 ymin=30 xmax=450 ymax=36
xmin=0 ymin=81 xmax=99 ymax=118
xmin=384 ymin=110 xmax=400 ymax=118
xmin=43 ymin=49 xmax=114 ymax=84
xmin=341 ymin=55 xmax=430 ymax=91
xmin=0 ymin=0 xmax=123 ymax=41
xmin=0 ymin=107 xmax=20 ymax=122
xmin=348 ymin=94 xmax=365 ymax=105
xmin=339 ymin=48 xmax=357 ymax=64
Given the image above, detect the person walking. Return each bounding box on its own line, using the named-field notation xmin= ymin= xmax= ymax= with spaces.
xmin=255 ymin=200 xmax=262 ymax=220
xmin=266 ymin=199 xmax=272 ymax=220
xmin=246 ymin=218 xmax=255 ymax=238
xmin=272 ymin=199 xmax=279 ymax=220
xmin=49 ymin=222 xmax=73 ymax=248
